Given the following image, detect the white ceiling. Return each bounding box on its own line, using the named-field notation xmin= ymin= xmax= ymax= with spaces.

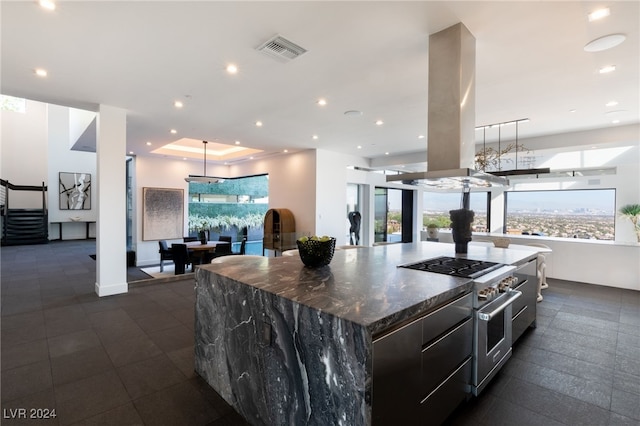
xmin=2 ymin=1 xmax=638 ymax=170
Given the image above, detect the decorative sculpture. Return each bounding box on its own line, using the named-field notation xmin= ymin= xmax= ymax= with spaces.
xmin=450 ymin=208 xmax=474 ymax=253
xmin=348 ymin=211 xmax=361 ymax=245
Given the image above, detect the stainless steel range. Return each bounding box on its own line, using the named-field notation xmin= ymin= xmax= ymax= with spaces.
xmin=400 ymin=256 xmax=522 ymax=395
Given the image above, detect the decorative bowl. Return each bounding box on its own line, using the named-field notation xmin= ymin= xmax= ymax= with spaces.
xmin=493 ymin=237 xmax=511 ymax=248
xmin=69 ymin=217 xmax=81 ymax=222
xmin=296 ymin=237 xmax=336 ymax=267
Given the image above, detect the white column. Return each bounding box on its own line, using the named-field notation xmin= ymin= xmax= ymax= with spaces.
xmin=95 ymin=105 xmax=127 ymax=297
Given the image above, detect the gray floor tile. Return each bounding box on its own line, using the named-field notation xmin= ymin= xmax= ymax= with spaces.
xmin=1 ymin=339 xmax=49 ymax=370
xmin=117 ymin=354 xmax=188 ymax=400
xmin=50 ymin=346 xmax=115 ymax=386
xmin=47 ymin=329 xmax=102 ymax=358
xmin=610 ymin=388 xmax=640 ymax=421
xmin=54 ymin=370 xmax=131 ymax=426
xmin=133 ymin=381 xmax=221 ymax=426
xmin=0 ymin=389 xmax=58 ymax=426
xmin=68 ymin=402 xmax=143 ymax=426
xmin=147 ymin=324 xmax=194 ymax=353
xmin=1 ymin=360 xmax=53 ymax=403
xmin=103 ymin=335 xmax=164 ymax=367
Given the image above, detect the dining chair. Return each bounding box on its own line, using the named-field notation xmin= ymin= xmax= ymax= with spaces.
xmin=217 ymin=236 xmax=232 ymax=254
xmin=158 ymin=240 xmax=173 ymax=272
xmin=171 ymin=243 xmax=193 ymax=274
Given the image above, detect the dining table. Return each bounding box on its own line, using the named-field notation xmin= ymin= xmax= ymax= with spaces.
xmin=186 ymin=240 xmax=231 ymax=263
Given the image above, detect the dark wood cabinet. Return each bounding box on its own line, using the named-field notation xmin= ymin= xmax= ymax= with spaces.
xmin=262 ymin=208 xmax=295 ymax=255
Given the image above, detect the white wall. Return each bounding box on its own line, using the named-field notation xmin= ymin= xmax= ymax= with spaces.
xmin=134 ymin=155 xmax=229 ymax=265
xmin=47 ymin=105 xmax=98 ymax=239
xmin=1 ymin=100 xmax=48 ymax=207
xmin=232 ymin=150 xmax=318 ymax=237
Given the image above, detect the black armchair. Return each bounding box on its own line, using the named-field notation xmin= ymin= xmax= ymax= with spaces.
xmin=158 ymin=240 xmax=173 ymax=272
xmin=171 ymin=243 xmax=193 ymax=275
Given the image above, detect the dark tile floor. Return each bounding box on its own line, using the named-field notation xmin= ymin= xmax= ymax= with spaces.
xmin=2 ymin=240 xmax=639 ymax=425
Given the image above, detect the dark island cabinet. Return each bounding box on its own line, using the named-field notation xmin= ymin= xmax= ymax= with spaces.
xmin=511 ymin=257 xmax=537 ymax=344
xmin=372 ymin=292 xmax=473 ymax=425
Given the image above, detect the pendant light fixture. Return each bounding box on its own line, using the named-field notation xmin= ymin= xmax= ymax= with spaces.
xmin=483 ymin=119 xmax=551 ymax=177
xmin=185 ymin=140 xmax=225 ymax=183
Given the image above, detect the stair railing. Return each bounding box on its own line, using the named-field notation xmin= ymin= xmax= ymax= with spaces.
xmin=0 ymin=179 xmax=49 ymax=244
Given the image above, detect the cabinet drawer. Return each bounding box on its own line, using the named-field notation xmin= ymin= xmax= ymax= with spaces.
xmin=420 ymin=356 xmax=472 ymax=425
xmin=422 ymin=317 xmax=472 ymax=396
xmin=422 ymin=292 xmax=472 ymax=345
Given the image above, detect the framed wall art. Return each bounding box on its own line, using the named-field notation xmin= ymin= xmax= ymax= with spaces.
xmin=59 ymin=172 xmax=91 ymax=210
xmin=142 ymin=187 xmax=184 ymax=241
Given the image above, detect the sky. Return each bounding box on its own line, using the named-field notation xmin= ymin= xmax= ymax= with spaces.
xmin=423 ymin=189 xmax=616 ymax=214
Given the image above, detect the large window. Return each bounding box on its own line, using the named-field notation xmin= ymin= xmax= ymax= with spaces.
xmin=0 ymin=95 xmax=26 ymax=113
xmin=505 ymin=189 xmax=616 ymax=240
xmin=375 ymin=187 xmax=411 ymax=243
xmin=423 ymin=191 xmax=490 ymax=231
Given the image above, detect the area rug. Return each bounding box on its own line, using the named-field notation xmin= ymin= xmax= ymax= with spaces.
xmin=140 ymin=264 xmax=194 ymax=278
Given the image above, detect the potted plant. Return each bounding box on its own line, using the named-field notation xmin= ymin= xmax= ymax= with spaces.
xmin=426 ymin=223 xmax=439 ymax=240
xmin=619 ymin=204 xmax=640 ymax=242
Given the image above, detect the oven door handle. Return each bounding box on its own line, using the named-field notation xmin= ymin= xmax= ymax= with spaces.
xmin=478 ymin=290 xmax=522 ymax=321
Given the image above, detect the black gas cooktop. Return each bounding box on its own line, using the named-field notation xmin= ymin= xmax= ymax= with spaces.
xmin=399 ymin=256 xmax=502 ymax=278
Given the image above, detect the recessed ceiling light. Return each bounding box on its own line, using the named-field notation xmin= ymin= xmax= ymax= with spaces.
xmin=183 ymin=157 xmax=187 ymax=160
xmin=385 ymin=152 xmax=389 ymax=155
xmin=129 ymin=151 xmax=134 ymax=155
xmin=255 ymin=121 xmax=263 ymax=127
xmin=174 ymin=101 xmax=183 ymax=108
xmin=375 ymin=120 xmax=384 ymax=126
xmin=146 ymin=142 xmax=152 ymax=146
xmin=612 ymin=119 xmax=620 ymax=124
xmin=34 ymin=68 xmax=47 ymax=77
xmin=588 ymin=8 xmax=610 ymax=22
xmin=344 ymin=110 xmax=363 ymax=117
xmin=584 ymin=34 xmax=626 ymax=52
xmin=605 ymin=101 xmax=619 ymax=107
xmin=357 ymin=145 xmax=362 ymax=149
xmin=39 ymin=0 xmax=55 ymax=11
xmin=418 ymin=135 xmax=425 ymax=139
xmin=170 ymin=129 xmax=177 ymax=134
xmin=249 ymin=156 xmax=254 ymax=160
xmin=226 ymin=64 xmax=238 ymax=74
xmin=312 ymin=135 xmax=318 ymax=140
xmin=317 ymin=98 xmax=327 ymax=106
xmin=599 ymin=65 xmax=616 ymax=74
xmin=235 ymin=141 xmax=240 ymax=145
xmin=283 ymin=149 xmax=288 ymax=153
xmin=569 ymin=109 xmax=577 ymax=113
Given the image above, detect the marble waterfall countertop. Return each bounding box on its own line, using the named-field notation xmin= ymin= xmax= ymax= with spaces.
xmin=197 ymin=241 xmax=537 ymax=335
xmin=194 ymin=241 xmax=539 ymax=425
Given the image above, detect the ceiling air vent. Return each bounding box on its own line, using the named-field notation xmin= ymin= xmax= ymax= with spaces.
xmin=256 ymin=35 xmax=307 ymax=62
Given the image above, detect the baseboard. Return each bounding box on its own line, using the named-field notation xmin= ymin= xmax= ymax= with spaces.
xmin=95 ymin=281 xmax=128 ymax=297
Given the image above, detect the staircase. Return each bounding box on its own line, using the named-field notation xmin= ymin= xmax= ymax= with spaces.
xmin=2 ymin=209 xmax=48 ymax=245
xmin=1 ymin=179 xmax=49 ymax=246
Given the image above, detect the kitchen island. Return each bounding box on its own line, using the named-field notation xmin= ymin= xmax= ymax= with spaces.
xmin=194 ymin=242 xmax=537 ymax=425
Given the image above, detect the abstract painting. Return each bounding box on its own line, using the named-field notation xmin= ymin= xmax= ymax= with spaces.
xmin=142 ymin=187 xmax=183 ymax=241
xmin=59 ymin=172 xmax=91 ymax=210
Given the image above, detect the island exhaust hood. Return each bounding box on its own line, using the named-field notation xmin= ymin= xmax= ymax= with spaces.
xmin=387 ymin=23 xmax=509 ymax=188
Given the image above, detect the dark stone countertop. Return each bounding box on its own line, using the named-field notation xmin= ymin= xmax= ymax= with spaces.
xmin=197 ymin=241 xmax=538 ymax=335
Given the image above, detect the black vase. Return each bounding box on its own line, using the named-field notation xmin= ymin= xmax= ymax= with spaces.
xmin=198 ymin=231 xmax=207 ymax=244
xmin=450 ymin=209 xmax=474 ymax=254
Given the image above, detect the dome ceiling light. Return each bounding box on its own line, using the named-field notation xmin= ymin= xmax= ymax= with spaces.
xmin=584 ymin=34 xmax=626 ymax=52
